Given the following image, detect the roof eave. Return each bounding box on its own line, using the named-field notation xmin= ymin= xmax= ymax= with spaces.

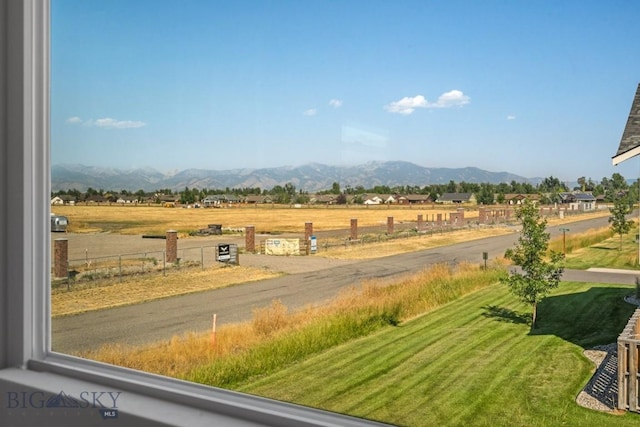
xmin=613 ymin=145 xmax=640 ymax=166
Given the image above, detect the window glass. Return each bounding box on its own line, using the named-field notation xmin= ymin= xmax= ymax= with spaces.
xmin=50 ymin=1 xmax=640 ymax=425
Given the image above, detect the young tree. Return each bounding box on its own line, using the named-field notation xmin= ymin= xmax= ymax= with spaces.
xmin=476 ymin=184 xmax=495 ymax=205
xmin=500 ymin=200 xmax=564 ymax=329
xmin=609 ymin=195 xmax=634 ymax=251
xmin=330 ymin=182 xmax=341 ymax=195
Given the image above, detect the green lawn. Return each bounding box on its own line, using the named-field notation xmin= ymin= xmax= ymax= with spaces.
xmin=237 ymin=282 xmax=640 ymax=426
xmin=563 ymin=227 xmax=640 ymax=270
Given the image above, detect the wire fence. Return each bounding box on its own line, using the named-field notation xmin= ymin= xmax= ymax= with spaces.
xmin=57 ymin=245 xmax=224 ymax=289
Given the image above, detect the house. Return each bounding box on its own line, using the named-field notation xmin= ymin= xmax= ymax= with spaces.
xmin=203 ymin=195 xmax=222 ymax=207
xmin=85 ymin=194 xmax=107 ymax=204
xmin=404 ymin=194 xmax=432 ymax=204
xmin=50 ymin=195 xmax=76 ymax=205
xmin=245 ymin=195 xmax=273 ymax=204
xmin=225 ymin=194 xmax=241 ymax=204
xmin=312 ymin=194 xmax=338 ymax=205
xmin=503 ymin=193 xmax=540 ymax=205
xmin=362 ymin=194 xmax=384 ymax=205
xmin=436 ymin=193 xmax=477 ymax=204
xmin=395 ymin=195 xmax=409 ymax=205
xmin=380 ymin=194 xmax=396 ymax=204
xmin=50 ymin=196 xmax=64 ymax=205
xmin=203 ymin=194 xmax=242 ymax=207
xmin=116 ymin=195 xmax=138 ymax=204
xmin=559 ymin=192 xmax=597 ymax=211
xmin=158 ymin=194 xmax=179 ymax=203
xmin=559 ymin=192 xmax=596 ymax=204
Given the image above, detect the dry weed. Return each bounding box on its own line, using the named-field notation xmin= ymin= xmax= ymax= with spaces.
xmin=81 ymin=262 xmax=503 ymax=379
xmin=52 ymin=266 xmax=280 ymax=317
xmin=252 ymin=299 xmax=291 ymax=336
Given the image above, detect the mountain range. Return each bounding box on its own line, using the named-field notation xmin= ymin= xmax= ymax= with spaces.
xmin=51 ymin=162 xmax=543 ymax=193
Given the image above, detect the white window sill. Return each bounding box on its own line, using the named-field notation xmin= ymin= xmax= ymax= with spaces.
xmin=0 ymin=355 xmax=388 ymax=427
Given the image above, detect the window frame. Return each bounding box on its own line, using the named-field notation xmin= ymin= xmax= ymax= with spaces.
xmin=0 ymin=1 xmax=389 ymax=425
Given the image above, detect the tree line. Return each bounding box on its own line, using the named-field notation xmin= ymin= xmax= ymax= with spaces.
xmin=52 ymin=172 xmax=638 ymax=205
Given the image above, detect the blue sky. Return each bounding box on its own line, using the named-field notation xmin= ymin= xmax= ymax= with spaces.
xmin=51 ymin=0 xmax=640 ymax=183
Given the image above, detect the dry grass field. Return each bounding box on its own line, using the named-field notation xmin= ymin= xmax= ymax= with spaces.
xmin=51 ymin=265 xmax=280 ymax=317
xmin=51 ymin=204 xmax=481 ymax=236
xmin=52 ymin=202 xmax=610 ymax=237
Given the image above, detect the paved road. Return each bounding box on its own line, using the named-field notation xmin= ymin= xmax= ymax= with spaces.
xmin=52 ymin=214 xmax=633 ymax=354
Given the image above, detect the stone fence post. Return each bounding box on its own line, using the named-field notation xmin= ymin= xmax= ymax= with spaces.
xmin=54 ymin=238 xmax=68 ymax=279
xmin=166 ymin=230 xmax=178 ymax=263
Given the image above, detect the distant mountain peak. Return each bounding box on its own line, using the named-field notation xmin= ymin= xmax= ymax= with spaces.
xmin=51 ymin=162 xmax=540 ymax=193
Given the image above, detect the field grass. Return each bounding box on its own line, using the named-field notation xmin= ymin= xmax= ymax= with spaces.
xmin=52 ymin=204 xmax=476 ymax=236
xmin=316 ymin=227 xmax=514 ymax=260
xmin=79 ymin=262 xmax=506 ymax=380
xmin=51 ymin=204 xmax=609 ymax=236
xmin=51 ymin=265 xmax=280 ymax=317
xmin=562 ymin=224 xmax=640 ymax=270
xmin=237 ymin=281 xmax=638 ymax=426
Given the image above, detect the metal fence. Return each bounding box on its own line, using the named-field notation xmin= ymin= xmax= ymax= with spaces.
xmin=61 ymin=245 xmax=223 ymax=287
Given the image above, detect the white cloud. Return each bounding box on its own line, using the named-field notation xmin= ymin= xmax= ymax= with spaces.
xmin=66 ymin=116 xmax=82 ymax=124
xmin=303 ymin=109 xmax=317 ymax=116
xmin=434 ymin=90 xmax=470 ymax=108
xmin=329 ymin=99 xmax=343 ymax=108
xmin=385 ymin=90 xmax=470 ymax=114
xmin=507 ymin=115 xmax=516 ymax=120
xmin=65 ymin=116 xmax=146 ymax=129
xmin=94 ymin=118 xmax=146 ymax=129
xmin=384 ymin=95 xmax=428 ymax=115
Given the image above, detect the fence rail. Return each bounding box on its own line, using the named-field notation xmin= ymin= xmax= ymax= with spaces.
xmin=58 ymin=245 xmax=223 ymax=287
xmin=259 ymin=223 xmax=475 ymax=255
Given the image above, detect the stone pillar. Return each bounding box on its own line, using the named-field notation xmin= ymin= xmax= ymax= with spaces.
xmin=305 ymin=222 xmax=313 ymax=241
xmin=350 ymin=218 xmax=358 ymax=240
xmin=166 ymin=230 xmax=178 ymax=263
xmin=457 ymin=208 xmax=465 ymax=224
xmin=54 ymin=238 xmax=68 ymax=279
xmin=305 ymin=222 xmax=313 ymax=255
xmin=478 ymin=208 xmax=486 ymax=224
xmin=245 ymin=225 xmax=256 ymax=253
xmin=437 ymin=213 xmax=442 ymax=226
xmin=417 ymin=214 xmax=424 ymax=231
xmin=387 ymin=216 xmax=394 ymax=234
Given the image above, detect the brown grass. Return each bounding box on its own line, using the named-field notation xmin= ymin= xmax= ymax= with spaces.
xmin=52 ymin=204 xmax=611 ymax=237
xmin=77 ymin=261 xmax=506 ymax=378
xmin=53 ymin=204 xmax=481 ymax=235
xmin=318 ymin=227 xmax=515 ymax=260
xmin=51 ymin=265 xmax=280 ymax=317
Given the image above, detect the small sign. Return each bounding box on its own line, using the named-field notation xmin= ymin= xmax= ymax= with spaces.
xmin=310 ymin=236 xmax=317 ymax=254
xmin=217 ymin=244 xmax=231 ymax=261
xmin=265 ymin=239 xmax=300 ymax=256
xmin=99 ymin=409 xmax=119 ymax=419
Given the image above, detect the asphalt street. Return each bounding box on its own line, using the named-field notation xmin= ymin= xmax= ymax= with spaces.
xmin=52 ymin=214 xmax=635 ymax=354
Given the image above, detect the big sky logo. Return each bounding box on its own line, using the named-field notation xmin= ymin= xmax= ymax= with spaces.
xmin=5 ymin=390 xmax=121 ymax=418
